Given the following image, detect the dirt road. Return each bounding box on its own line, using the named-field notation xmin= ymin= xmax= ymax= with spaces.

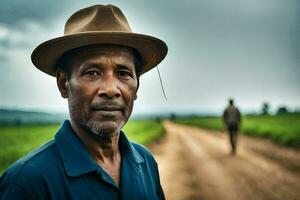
xmin=151 ymin=121 xmax=300 ymax=200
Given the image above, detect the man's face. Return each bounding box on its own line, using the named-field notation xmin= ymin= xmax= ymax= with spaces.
xmin=60 ymin=45 xmax=138 ymax=137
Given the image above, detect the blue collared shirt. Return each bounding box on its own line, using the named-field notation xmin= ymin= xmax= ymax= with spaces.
xmin=0 ymin=120 xmax=165 ymax=200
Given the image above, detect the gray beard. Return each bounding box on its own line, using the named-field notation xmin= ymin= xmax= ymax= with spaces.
xmin=85 ymin=119 xmax=121 ymax=139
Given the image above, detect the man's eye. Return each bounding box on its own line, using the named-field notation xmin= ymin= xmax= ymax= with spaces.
xmin=84 ymin=71 xmax=99 ymax=77
xmin=117 ymin=70 xmax=132 ymax=77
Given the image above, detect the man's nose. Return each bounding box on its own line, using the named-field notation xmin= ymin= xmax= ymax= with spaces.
xmin=97 ymin=73 xmax=121 ymax=98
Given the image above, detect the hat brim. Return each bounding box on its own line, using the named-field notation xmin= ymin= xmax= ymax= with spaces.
xmin=31 ymin=32 xmax=168 ymax=76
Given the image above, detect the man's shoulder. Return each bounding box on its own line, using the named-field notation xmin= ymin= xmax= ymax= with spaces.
xmin=130 ymin=142 xmax=157 ymax=164
xmin=0 ymin=140 xmax=62 ymax=199
xmin=1 ymin=140 xmax=59 ymax=183
xmin=131 ymin=142 xmax=152 ymax=155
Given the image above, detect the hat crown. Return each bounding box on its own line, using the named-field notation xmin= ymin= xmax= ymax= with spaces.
xmin=64 ymin=5 xmax=132 ymax=35
xmin=32 ymin=4 xmax=167 ymax=77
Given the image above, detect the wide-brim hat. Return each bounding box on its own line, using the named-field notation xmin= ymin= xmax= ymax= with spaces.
xmin=31 ymin=4 xmax=168 ymax=76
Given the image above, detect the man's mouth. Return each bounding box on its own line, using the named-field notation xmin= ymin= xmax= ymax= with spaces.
xmin=91 ymin=104 xmax=124 ymax=116
xmin=94 ymin=106 xmax=122 ymax=111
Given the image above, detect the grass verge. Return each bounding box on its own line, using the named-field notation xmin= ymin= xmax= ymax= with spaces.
xmin=175 ymin=113 xmax=300 ymax=148
xmin=0 ymin=120 xmax=164 ymax=174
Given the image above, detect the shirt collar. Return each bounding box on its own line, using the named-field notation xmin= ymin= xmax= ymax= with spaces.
xmin=119 ymin=130 xmax=144 ymax=165
xmin=55 ymin=120 xmax=144 ymax=177
xmin=55 ymin=120 xmax=97 ymax=177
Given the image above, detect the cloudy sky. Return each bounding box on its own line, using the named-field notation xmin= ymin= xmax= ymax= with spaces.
xmin=0 ymin=0 xmax=299 ymax=115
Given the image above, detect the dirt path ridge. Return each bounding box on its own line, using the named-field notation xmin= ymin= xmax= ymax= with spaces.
xmin=151 ymin=121 xmax=300 ymax=200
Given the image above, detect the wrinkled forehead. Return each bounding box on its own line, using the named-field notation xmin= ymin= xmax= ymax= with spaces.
xmin=72 ymin=44 xmax=135 ymax=64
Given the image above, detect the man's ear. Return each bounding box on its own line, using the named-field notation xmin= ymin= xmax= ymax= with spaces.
xmin=56 ymin=70 xmax=69 ymax=98
xmin=134 ymin=78 xmax=139 ymax=100
xmin=134 ymin=93 xmax=137 ymax=100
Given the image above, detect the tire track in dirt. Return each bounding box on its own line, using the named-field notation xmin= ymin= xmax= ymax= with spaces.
xmin=151 ymin=121 xmax=300 ymax=200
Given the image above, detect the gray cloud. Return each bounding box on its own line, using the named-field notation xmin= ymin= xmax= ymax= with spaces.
xmin=0 ymin=54 xmax=8 ymax=62
xmin=0 ymin=0 xmax=73 ymax=57
xmin=0 ymin=0 xmax=71 ymax=26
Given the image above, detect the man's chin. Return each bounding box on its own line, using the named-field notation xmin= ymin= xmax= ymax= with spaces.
xmin=86 ymin=120 xmax=123 ymax=138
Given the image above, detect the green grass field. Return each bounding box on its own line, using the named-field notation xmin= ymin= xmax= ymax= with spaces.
xmin=0 ymin=120 xmax=164 ymax=174
xmin=176 ymin=113 xmax=300 ymax=148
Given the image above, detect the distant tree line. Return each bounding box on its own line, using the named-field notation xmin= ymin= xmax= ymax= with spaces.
xmin=0 ymin=109 xmax=68 ymax=125
xmin=260 ymin=102 xmax=294 ymax=115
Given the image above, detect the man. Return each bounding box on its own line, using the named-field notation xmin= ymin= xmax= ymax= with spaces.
xmin=0 ymin=4 xmax=167 ymax=200
xmin=223 ymin=98 xmax=241 ymax=155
